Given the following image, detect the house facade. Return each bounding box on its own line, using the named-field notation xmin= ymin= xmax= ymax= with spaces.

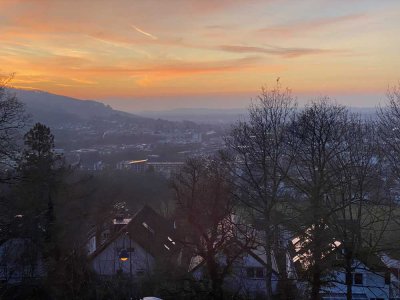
xmin=89 ymin=205 xmax=180 ymax=279
xmin=91 ymin=234 xmax=155 ymax=278
xmin=190 ymin=245 xmax=296 ymax=299
xmin=321 ymin=260 xmax=390 ymax=300
xmin=224 ymin=250 xmax=280 ymax=299
xmin=380 ymin=253 xmax=400 ymax=300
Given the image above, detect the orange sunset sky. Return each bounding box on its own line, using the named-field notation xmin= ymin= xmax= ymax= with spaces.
xmin=1 ymin=0 xmax=399 ymax=111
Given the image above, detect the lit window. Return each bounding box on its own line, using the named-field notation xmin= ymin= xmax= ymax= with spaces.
xmin=164 ymin=244 xmax=170 ymax=251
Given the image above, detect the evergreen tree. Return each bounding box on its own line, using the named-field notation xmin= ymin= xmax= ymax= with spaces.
xmin=16 ymin=123 xmax=65 ymax=280
xmin=18 ymin=123 xmax=63 ymax=222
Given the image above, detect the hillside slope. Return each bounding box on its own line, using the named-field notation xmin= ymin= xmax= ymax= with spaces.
xmin=12 ymin=89 xmax=148 ymax=126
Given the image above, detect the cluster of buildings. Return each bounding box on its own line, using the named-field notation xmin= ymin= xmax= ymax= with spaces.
xmin=84 ymin=206 xmax=400 ymax=300
xmin=65 ymin=140 xmax=223 ymax=176
xmin=1 ymin=204 xmax=400 ymax=299
xmin=116 ymin=159 xmax=184 ymax=177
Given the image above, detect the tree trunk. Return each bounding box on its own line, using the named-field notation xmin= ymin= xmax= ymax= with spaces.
xmin=211 ymin=278 xmax=223 ymax=300
xmin=311 ymin=221 xmax=323 ymax=300
xmin=207 ymin=255 xmax=224 ymax=300
xmin=345 ymin=250 xmax=353 ymax=300
xmin=265 ymin=225 xmax=273 ymax=300
xmin=311 ymin=268 xmax=321 ymax=300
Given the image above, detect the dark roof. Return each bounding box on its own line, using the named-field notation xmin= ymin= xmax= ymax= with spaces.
xmin=189 ymin=246 xmax=279 ymax=275
xmin=127 ymin=205 xmax=179 ymax=258
xmin=289 ymin=227 xmax=390 ymax=275
xmin=355 ymin=250 xmax=388 ymax=272
xmin=89 ymin=205 xmax=179 ymax=260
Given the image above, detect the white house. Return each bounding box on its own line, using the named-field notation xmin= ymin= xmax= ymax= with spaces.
xmin=89 ymin=206 xmax=180 ymax=280
xmin=189 ymin=244 xmax=296 ymax=299
xmin=320 ymin=259 xmax=390 ymax=300
xmin=223 ymin=248 xmax=280 ymax=299
xmin=380 ymin=253 xmax=400 ymax=300
xmin=290 ymin=229 xmax=392 ymax=300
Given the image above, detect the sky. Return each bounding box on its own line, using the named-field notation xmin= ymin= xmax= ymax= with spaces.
xmin=0 ymin=0 xmax=399 ymax=111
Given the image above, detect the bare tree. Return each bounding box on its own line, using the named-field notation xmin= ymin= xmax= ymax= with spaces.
xmin=0 ymin=74 xmax=27 ymax=176
xmin=172 ymin=155 xmax=255 ymax=300
xmin=377 ymin=82 xmax=400 ymax=231
xmin=226 ymin=84 xmax=296 ymax=299
xmin=0 ymin=74 xmax=28 ymax=246
xmin=377 ymin=83 xmax=400 ymax=176
xmin=286 ymin=98 xmax=350 ymax=300
xmin=329 ymin=117 xmax=394 ymax=300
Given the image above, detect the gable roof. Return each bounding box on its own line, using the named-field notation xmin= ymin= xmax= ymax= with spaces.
xmin=89 ymin=205 xmax=179 ymax=261
xmin=127 ymin=205 xmax=179 ymax=257
xmin=289 ymin=232 xmax=388 ymax=274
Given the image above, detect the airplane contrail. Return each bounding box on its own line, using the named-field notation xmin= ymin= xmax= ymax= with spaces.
xmin=131 ymin=25 xmax=158 ymax=40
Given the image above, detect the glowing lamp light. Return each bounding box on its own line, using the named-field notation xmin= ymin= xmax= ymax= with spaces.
xmin=119 ymin=249 xmax=129 ymax=261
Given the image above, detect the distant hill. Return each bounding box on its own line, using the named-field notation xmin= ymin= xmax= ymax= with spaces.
xmin=11 ymin=89 xmax=149 ymax=126
xmin=140 ymin=108 xmax=248 ymax=124
xmin=11 ymin=89 xmax=378 ymax=126
xmin=140 ymin=107 xmax=378 ymax=124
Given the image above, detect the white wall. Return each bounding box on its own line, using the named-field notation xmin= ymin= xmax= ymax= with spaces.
xmin=322 ymin=261 xmax=389 ymax=299
xmin=192 ymin=252 xmax=279 ymax=299
xmin=91 ymin=235 xmax=155 ymax=278
xmin=226 ymin=253 xmax=279 ymax=298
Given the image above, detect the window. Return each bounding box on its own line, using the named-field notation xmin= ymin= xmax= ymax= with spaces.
xmin=353 ymin=273 xmax=363 ymax=285
xmin=142 ymin=222 xmax=155 ymax=234
xmin=167 ymin=236 xmax=176 ymax=245
xmin=136 ymin=268 xmax=145 ymax=276
xmin=246 ymin=267 xmax=254 ymax=278
xmin=102 ymin=231 xmax=110 ymax=240
xmin=246 ymin=267 xmax=264 ymax=279
xmin=255 ymin=268 xmax=264 ymax=278
xmin=335 ymin=248 xmax=345 ymax=261
xmin=277 ymin=239 xmax=285 ymax=248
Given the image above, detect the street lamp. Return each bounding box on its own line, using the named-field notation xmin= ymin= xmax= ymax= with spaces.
xmin=118 ymin=233 xmax=133 ymax=298
xmin=119 ymin=249 xmax=129 ymax=261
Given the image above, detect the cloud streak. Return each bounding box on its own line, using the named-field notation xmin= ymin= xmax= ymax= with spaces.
xmin=218 ymin=45 xmax=347 ymax=58
xmin=131 ymin=25 xmax=158 ymax=40
xmin=0 ymin=0 xmax=398 ymax=104
xmin=64 ymin=56 xmax=268 ymax=76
